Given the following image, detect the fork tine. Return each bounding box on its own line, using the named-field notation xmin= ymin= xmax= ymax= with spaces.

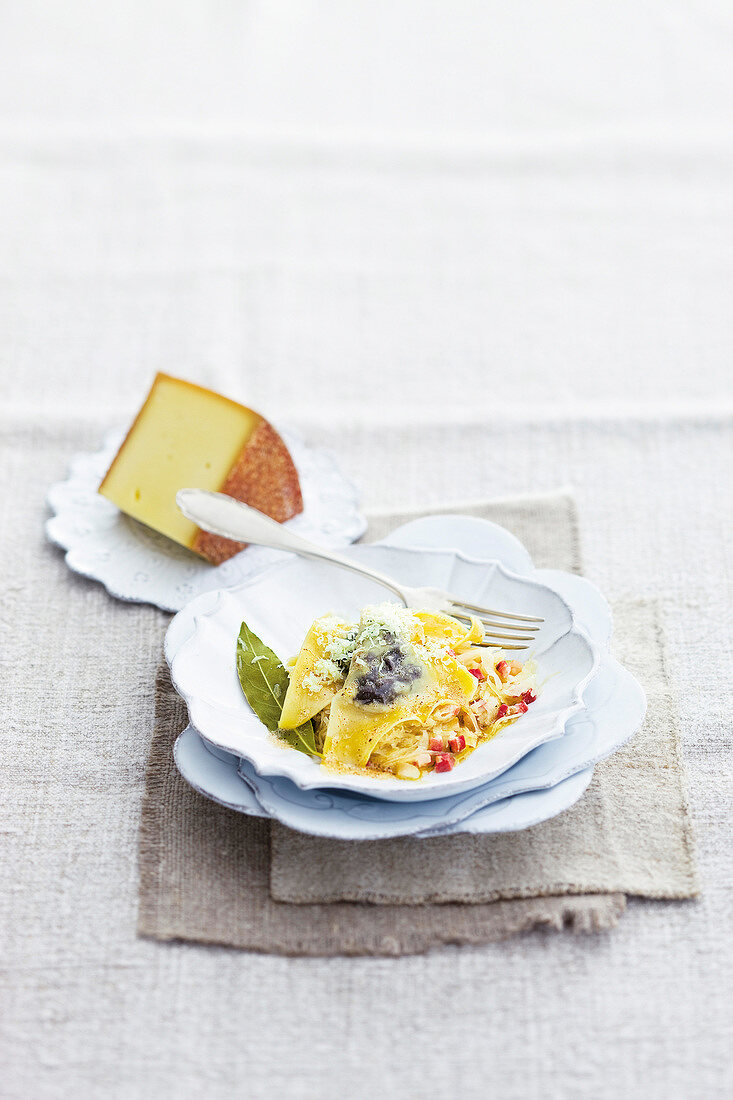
xmin=450 ymin=600 xmax=544 ymax=624
xmin=480 ymin=619 xmax=539 ymax=633
xmin=480 ymin=630 xmax=535 ymax=643
xmin=450 ymin=612 xmax=539 ymax=633
xmin=474 ymin=641 xmax=529 ymax=651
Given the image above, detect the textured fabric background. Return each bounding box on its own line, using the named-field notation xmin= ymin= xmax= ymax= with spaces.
xmin=1 ymin=2 xmax=732 ymax=1097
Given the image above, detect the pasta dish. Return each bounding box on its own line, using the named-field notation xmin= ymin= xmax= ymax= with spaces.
xmin=279 ymin=603 xmax=538 ymax=779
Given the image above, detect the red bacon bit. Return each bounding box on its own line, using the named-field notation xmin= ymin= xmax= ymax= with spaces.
xmin=522 ymin=690 xmax=537 ymax=705
xmin=496 ymin=703 xmax=509 ymax=719
xmin=428 ymin=737 xmax=444 ymax=753
xmin=517 ymin=700 xmax=529 ymax=714
xmin=449 ymin=735 xmax=466 ymax=753
xmin=434 ymin=753 xmax=455 ymax=773
xmin=469 ymin=666 xmax=486 ymax=681
xmin=495 ymin=660 xmax=510 ymax=682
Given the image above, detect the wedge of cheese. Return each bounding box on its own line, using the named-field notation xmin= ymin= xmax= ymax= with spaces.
xmin=98 ymin=373 xmax=303 ymax=563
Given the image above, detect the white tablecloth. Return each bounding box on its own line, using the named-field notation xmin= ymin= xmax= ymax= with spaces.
xmin=1 ymin=3 xmax=731 ymax=1097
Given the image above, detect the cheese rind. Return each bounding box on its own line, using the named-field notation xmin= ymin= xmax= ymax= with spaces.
xmin=98 ymin=373 xmax=303 ymax=562
xmin=191 ymin=421 xmax=303 ymax=564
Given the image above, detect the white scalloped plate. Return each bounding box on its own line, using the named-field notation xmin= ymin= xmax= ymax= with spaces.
xmin=45 ymin=426 xmax=366 ymax=612
xmin=170 ymin=516 xmax=646 ymax=837
xmin=171 ymin=519 xmax=645 ymax=838
xmin=166 ymin=541 xmax=602 ymax=802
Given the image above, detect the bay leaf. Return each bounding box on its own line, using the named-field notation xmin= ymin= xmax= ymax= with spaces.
xmin=235 ymin=622 xmax=320 ymax=757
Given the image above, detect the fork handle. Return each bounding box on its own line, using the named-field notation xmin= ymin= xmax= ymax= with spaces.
xmin=177 ymin=489 xmax=408 ymax=602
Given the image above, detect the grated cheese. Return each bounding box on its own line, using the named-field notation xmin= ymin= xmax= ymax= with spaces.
xmin=300 ymin=604 xmax=419 ymax=694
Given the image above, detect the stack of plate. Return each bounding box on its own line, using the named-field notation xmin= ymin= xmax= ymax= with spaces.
xmin=47 ymin=433 xmax=646 ymax=838
xmin=167 ymin=515 xmax=646 ymax=840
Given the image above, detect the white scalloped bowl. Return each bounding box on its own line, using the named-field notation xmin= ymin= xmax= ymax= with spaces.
xmin=166 ymin=542 xmax=602 ymax=802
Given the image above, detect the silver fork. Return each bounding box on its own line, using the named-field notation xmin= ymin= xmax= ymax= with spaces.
xmin=177 ymin=489 xmax=543 ymax=650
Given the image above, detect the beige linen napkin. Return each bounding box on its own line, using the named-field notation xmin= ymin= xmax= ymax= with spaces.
xmin=137 ymin=492 xmax=698 ymax=954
